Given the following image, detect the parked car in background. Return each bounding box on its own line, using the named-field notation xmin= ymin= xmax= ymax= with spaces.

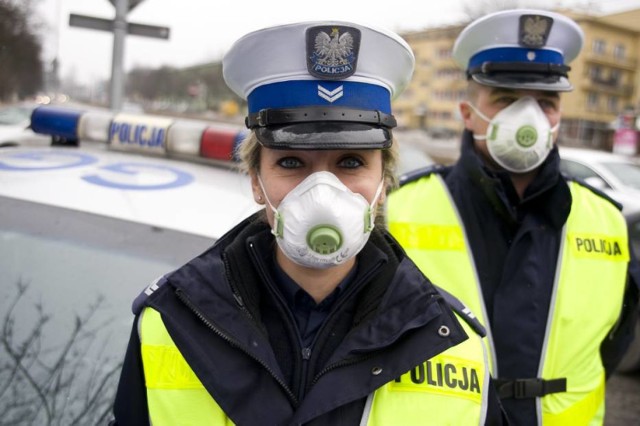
xmin=397 ymin=142 xmax=435 ymax=175
xmin=558 ymin=146 xmax=640 ymax=214
xmin=0 ymin=102 xmax=50 ymax=147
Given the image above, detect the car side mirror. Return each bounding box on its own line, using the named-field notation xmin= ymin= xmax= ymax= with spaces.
xmin=584 ymin=176 xmax=608 ymax=190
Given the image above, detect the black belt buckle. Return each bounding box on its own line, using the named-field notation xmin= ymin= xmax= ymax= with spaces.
xmin=514 ymin=378 xmax=543 ymax=399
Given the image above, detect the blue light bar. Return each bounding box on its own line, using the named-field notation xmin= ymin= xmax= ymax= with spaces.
xmin=31 ymin=106 xmax=84 ymax=140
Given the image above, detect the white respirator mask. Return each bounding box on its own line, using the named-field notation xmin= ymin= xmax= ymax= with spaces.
xmin=258 ymin=171 xmax=383 ymax=269
xmin=468 ymin=96 xmax=559 ymax=173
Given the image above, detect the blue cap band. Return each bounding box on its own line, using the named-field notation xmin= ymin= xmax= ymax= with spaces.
xmin=469 ymin=47 xmax=564 ymax=69
xmin=248 ymin=81 xmax=391 ymax=114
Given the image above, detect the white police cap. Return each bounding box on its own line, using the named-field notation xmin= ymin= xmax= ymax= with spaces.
xmin=453 ymin=9 xmax=584 ymax=92
xmin=223 ymin=21 xmax=414 ymax=149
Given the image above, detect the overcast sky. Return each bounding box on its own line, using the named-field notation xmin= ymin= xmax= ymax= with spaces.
xmin=34 ymin=0 xmax=640 ymax=85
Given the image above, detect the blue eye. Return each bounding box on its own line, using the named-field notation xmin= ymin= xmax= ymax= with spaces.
xmin=278 ymin=157 xmax=302 ymax=169
xmin=339 ymin=156 xmax=364 ymax=169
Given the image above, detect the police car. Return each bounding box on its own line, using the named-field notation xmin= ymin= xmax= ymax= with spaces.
xmin=0 ymin=103 xmax=438 ymax=423
xmin=0 ymin=105 xmax=259 ymax=423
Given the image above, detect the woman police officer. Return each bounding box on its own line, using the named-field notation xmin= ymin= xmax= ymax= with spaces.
xmin=111 ymin=20 xmax=506 ymax=425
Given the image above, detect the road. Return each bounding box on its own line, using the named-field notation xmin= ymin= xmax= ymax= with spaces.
xmin=606 ymin=372 xmax=640 ymax=425
xmin=395 ymin=129 xmax=640 ymax=424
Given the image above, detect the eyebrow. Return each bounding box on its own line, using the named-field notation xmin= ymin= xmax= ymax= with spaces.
xmin=489 ymin=88 xmax=560 ymax=100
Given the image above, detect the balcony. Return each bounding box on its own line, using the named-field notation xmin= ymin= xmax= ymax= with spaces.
xmin=584 ymin=52 xmax=637 ymax=70
xmin=582 ymin=76 xmax=635 ymax=96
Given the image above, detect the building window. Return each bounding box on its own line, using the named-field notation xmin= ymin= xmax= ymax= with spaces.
xmin=610 ymin=69 xmax=621 ymax=86
xmin=437 ymin=48 xmax=451 ymax=58
xmin=587 ymin=92 xmax=599 ymax=110
xmin=613 ymin=44 xmax=625 ymax=60
xmin=590 ymin=65 xmax=602 ymax=81
xmin=608 ymin=96 xmax=619 ymax=113
xmin=592 ymin=39 xmax=606 ymax=55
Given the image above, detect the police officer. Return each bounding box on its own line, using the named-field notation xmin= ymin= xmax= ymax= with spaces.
xmin=387 ymin=9 xmax=640 ymax=426
xmin=111 ymin=20 xmax=506 ymax=425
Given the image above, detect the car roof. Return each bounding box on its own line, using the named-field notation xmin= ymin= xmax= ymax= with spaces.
xmin=13 ymin=104 xmax=437 ymax=240
xmin=0 ymin=142 xmax=259 ymax=239
xmin=558 ymin=146 xmax=639 ymax=164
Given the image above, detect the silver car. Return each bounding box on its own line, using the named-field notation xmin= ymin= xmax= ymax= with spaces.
xmin=558 ymin=146 xmax=640 ymax=214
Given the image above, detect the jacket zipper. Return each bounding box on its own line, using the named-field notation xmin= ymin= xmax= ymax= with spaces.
xmin=311 ymin=353 xmax=376 ymax=387
xmin=246 ymin=241 xmax=387 ymax=398
xmin=246 ymin=242 xmax=312 ymax=401
xmin=305 ymin=258 xmax=385 ymax=389
xmin=174 ymin=287 xmax=299 ymax=406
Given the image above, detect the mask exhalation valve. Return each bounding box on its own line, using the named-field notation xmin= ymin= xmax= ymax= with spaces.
xmin=307 ymin=225 xmax=342 ymax=255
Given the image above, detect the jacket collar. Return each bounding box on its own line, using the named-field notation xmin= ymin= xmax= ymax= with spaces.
xmin=453 ymin=130 xmax=571 ymax=229
xmin=161 ymin=212 xmax=464 ymax=357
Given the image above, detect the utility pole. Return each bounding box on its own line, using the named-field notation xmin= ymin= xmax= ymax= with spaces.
xmin=68 ymin=0 xmax=170 ymax=111
xmin=110 ymin=0 xmax=128 ymax=111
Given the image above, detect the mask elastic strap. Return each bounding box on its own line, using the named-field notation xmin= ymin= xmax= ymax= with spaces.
xmin=465 ymin=101 xmax=491 ymax=141
xmin=466 ymin=101 xmax=492 ymax=123
xmin=257 ymin=174 xmax=283 ymax=238
xmin=365 ymin=178 xmax=385 ymax=233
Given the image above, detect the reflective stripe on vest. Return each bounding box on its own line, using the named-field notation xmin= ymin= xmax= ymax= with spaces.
xmin=139 ymin=308 xmax=234 ymax=426
xmin=360 ymin=313 xmax=490 ymax=425
xmin=387 ymin=176 xmax=629 ymax=425
xmin=386 ymin=173 xmax=497 ymax=374
xmin=140 ymin=308 xmax=491 ymax=425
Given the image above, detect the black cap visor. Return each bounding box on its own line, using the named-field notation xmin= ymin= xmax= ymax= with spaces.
xmin=255 ymin=122 xmax=393 ymax=150
xmin=471 ymin=73 xmax=573 ymax=92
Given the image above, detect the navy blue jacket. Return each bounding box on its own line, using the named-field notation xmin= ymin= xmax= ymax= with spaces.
xmin=111 ymin=212 xmax=507 ymax=425
xmin=400 ymin=131 xmax=640 ymax=425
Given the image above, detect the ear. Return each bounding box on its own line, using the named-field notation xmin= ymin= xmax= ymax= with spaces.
xmin=459 ymin=101 xmax=474 ymax=131
xmin=377 ymin=183 xmax=388 ymax=206
xmin=250 ymin=172 xmax=265 ymax=204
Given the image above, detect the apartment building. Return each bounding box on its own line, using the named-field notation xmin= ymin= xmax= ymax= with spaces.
xmin=394 ymin=8 xmax=640 ymax=150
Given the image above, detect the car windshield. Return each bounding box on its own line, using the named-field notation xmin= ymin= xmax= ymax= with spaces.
xmin=601 ymin=161 xmax=640 ymax=190
xmin=0 ymin=105 xmax=32 ymax=125
xmin=0 ymin=196 xmax=213 ymax=424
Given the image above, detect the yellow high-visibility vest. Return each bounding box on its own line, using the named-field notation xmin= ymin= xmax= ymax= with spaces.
xmin=387 ymin=174 xmax=629 ymax=425
xmin=139 ymin=306 xmax=492 ymax=425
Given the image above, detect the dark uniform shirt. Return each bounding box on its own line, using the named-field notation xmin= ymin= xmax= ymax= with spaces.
xmin=272 ymin=260 xmax=356 ymax=348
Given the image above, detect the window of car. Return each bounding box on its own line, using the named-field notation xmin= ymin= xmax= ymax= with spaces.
xmin=559 ymin=159 xmax=611 ymax=188
xmin=1 ymin=196 xmax=213 ymax=424
xmin=601 ymin=161 xmax=640 ymax=190
xmin=0 ymin=104 xmax=33 ymax=125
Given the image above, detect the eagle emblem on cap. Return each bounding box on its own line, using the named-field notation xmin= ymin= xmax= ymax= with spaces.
xmin=306 ymin=25 xmax=361 ymax=80
xmin=519 ymin=15 xmax=553 ymax=48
